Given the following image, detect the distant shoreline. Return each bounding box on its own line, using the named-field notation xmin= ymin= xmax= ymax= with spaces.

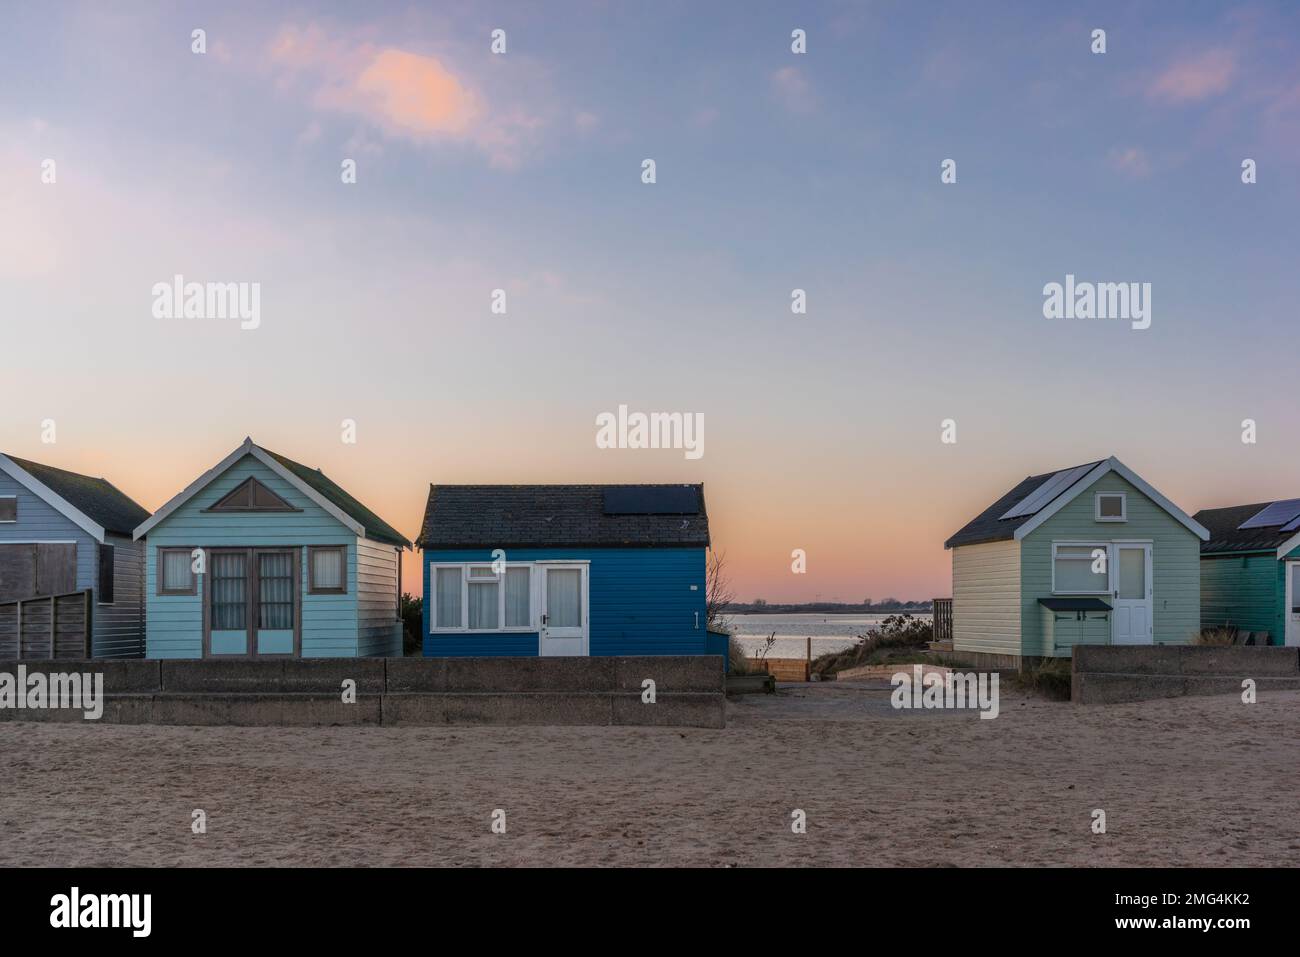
xmin=725 ymin=607 xmax=932 ymax=616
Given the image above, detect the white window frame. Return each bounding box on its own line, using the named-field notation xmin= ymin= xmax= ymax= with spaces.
xmin=429 ymin=562 xmax=536 ymax=633
xmin=0 ymin=495 xmax=16 ymax=523
xmin=1051 ymin=541 xmax=1112 ymax=595
xmin=1094 ymin=491 xmax=1127 ymax=522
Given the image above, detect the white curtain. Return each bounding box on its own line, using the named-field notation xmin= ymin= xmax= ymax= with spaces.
xmin=436 ymin=568 xmax=461 ymax=627
xmin=468 ymin=581 xmax=499 ymax=629
xmin=505 ymin=567 xmax=530 ymax=627
xmin=162 ymin=550 xmax=191 ymax=590
xmin=546 ymin=569 xmax=581 ymax=627
xmin=312 ymin=548 xmax=343 ymax=590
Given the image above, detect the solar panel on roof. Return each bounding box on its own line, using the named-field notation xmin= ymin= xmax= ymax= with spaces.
xmin=1280 ymin=515 xmax=1300 ymax=533
xmin=1238 ymin=498 xmax=1300 ymax=530
xmin=602 ymin=486 xmax=700 ymax=515
xmin=999 ymin=464 xmax=1095 ymax=520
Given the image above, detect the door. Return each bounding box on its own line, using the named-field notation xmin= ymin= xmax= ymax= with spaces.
xmin=207 ymin=549 xmax=299 ymax=657
xmin=1111 ymin=544 xmax=1153 ymax=644
xmin=1285 ymin=562 xmax=1300 ymax=647
xmin=539 ymin=563 xmax=588 ymax=656
xmin=254 ymin=550 xmax=297 ymax=655
xmin=208 ymin=550 xmax=250 ymax=655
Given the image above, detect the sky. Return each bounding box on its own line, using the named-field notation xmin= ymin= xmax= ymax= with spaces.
xmin=2 ymin=1 xmax=1299 ymax=602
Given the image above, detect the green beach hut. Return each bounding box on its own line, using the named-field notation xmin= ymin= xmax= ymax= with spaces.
xmin=944 ymin=456 xmax=1209 ymax=668
xmin=1194 ymin=499 xmax=1300 ymax=647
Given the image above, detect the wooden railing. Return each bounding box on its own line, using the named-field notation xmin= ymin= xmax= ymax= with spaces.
xmin=932 ymin=598 xmax=953 ymax=642
xmin=0 ymin=590 xmax=93 ymax=659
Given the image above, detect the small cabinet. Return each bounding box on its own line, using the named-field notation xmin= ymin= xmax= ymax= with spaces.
xmin=1038 ymin=597 xmax=1112 ymax=656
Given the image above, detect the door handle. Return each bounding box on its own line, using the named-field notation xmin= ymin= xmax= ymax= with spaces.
xmin=541 ymin=613 xmax=548 ymax=626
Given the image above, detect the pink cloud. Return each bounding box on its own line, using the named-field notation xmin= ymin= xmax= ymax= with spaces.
xmin=267 ymin=24 xmax=537 ymax=168
xmin=1107 ymin=146 xmax=1151 ymax=178
xmin=1148 ymin=49 xmax=1237 ymax=103
xmin=771 ymin=66 xmax=815 ymax=113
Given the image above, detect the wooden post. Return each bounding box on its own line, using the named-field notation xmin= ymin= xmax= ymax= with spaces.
xmin=50 ymin=594 xmax=57 ymax=658
xmin=806 ymin=635 xmax=812 ymax=681
xmin=84 ymin=589 xmax=93 ymax=659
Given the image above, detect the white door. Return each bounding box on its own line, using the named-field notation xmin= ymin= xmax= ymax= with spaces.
xmin=1285 ymin=562 xmax=1300 ymax=647
xmin=1111 ymin=544 xmax=1153 ymax=644
xmin=539 ymin=563 xmax=588 ymax=656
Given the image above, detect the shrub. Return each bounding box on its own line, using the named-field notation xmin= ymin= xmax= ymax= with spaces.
xmin=1006 ymin=658 xmax=1072 ymax=701
xmin=727 ymin=635 xmax=753 ymax=675
xmin=810 ymin=614 xmax=934 ymax=678
xmin=1196 ymin=626 xmax=1237 ymax=646
xmin=400 ymin=593 xmax=423 ymax=656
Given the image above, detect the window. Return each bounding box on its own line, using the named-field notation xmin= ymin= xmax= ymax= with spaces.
xmin=0 ymin=496 xmax=15 ymax=522
xmin=308 ymin=546 xmax=347 ymax=594
xmin=97 ymin=543 xmax=115 ymax=605
xmin=504 ymin=567 xmax=530 ymax=627
xmin=210 ymin=551 xmax=248 ymax=629
xmin=430 ymin=564 xmax=532 ymax=631
xmin=258 ymin=551 xmax=295 ymax=629
xmin=1095 ymin=492 xmax=1126 ymax=522
xmin=435 ymin=567 xmax=462 ymax=628
xmin=158 ymin=547 xmax=197 ymax=595
xmin=1052 ymin=543 xmax=1110 ymax=594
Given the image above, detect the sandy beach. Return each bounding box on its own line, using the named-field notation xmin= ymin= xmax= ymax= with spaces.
xmin=1 ymin=683 xmax=1296 ymax=867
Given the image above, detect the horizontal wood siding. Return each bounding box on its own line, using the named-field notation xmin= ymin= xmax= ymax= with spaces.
xmin=422 ymin=547 xmax=707 ymax=657
xmin=356 ymin=538 xmax=402 ymax=657
xmin=94 ymin=534 xmax=145 ymax=658
xmin=0 ymin=470 xmax=145 ymax=656
xmin=1021 ymin=471 xmax=1201 ymax=655
xmin=951 ymin=540 xmax=1022 ymax=657
xmin=144 ymin=454 xmax=360 ymax=658
xmin=1201 ymin=552 xmax=1277 ymax=641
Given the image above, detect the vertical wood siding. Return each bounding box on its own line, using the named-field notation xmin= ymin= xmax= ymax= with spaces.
xmin=144 ymin=455 xmax=362 ymax=658
xmin=1021 ymin=471 xmax=1201 ymax=655
xmin=422 ymin=547 xmax=707 ymax=657
xmin=951 ymin=539 xmax=1022 ymax=656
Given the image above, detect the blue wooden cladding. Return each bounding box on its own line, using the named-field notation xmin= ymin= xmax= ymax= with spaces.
xmin=418 ymin=483 xmax=717 ymax=660
xmin=422 ymin=547 xmax=708 ymax=658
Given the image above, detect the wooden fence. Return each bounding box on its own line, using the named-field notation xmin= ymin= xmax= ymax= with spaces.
xmin=932 ymin=598 xmax=953 ymax=642
xmin=0 ymin=590 xmax=93 ymax=659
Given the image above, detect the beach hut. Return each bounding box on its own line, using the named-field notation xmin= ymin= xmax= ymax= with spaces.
xmin=1193 ymin=499 xmax=1300 ymax=646
xmin=943 ymin=456 xmax=1209 ymax=668
xmin=133 ymin=438 xmax=410 ymax=659
xmin=0 ymin=453 xmax=151 ymax=658
xmin=417 ymin=484 xmax=721 ymax=658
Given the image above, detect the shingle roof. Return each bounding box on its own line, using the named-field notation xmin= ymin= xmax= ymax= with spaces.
xmin=417 ymin=484 xmax=710 ymax=549
xmin=1193 ymin=502 xmax=1296 ymax=554
xmin=261 ymin=448 xmax=411 ymax=548
xmin=4 ymin=454 xmax=151 ymax=536
xmin=944 ymin=461 xmax=1105 ymax=549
